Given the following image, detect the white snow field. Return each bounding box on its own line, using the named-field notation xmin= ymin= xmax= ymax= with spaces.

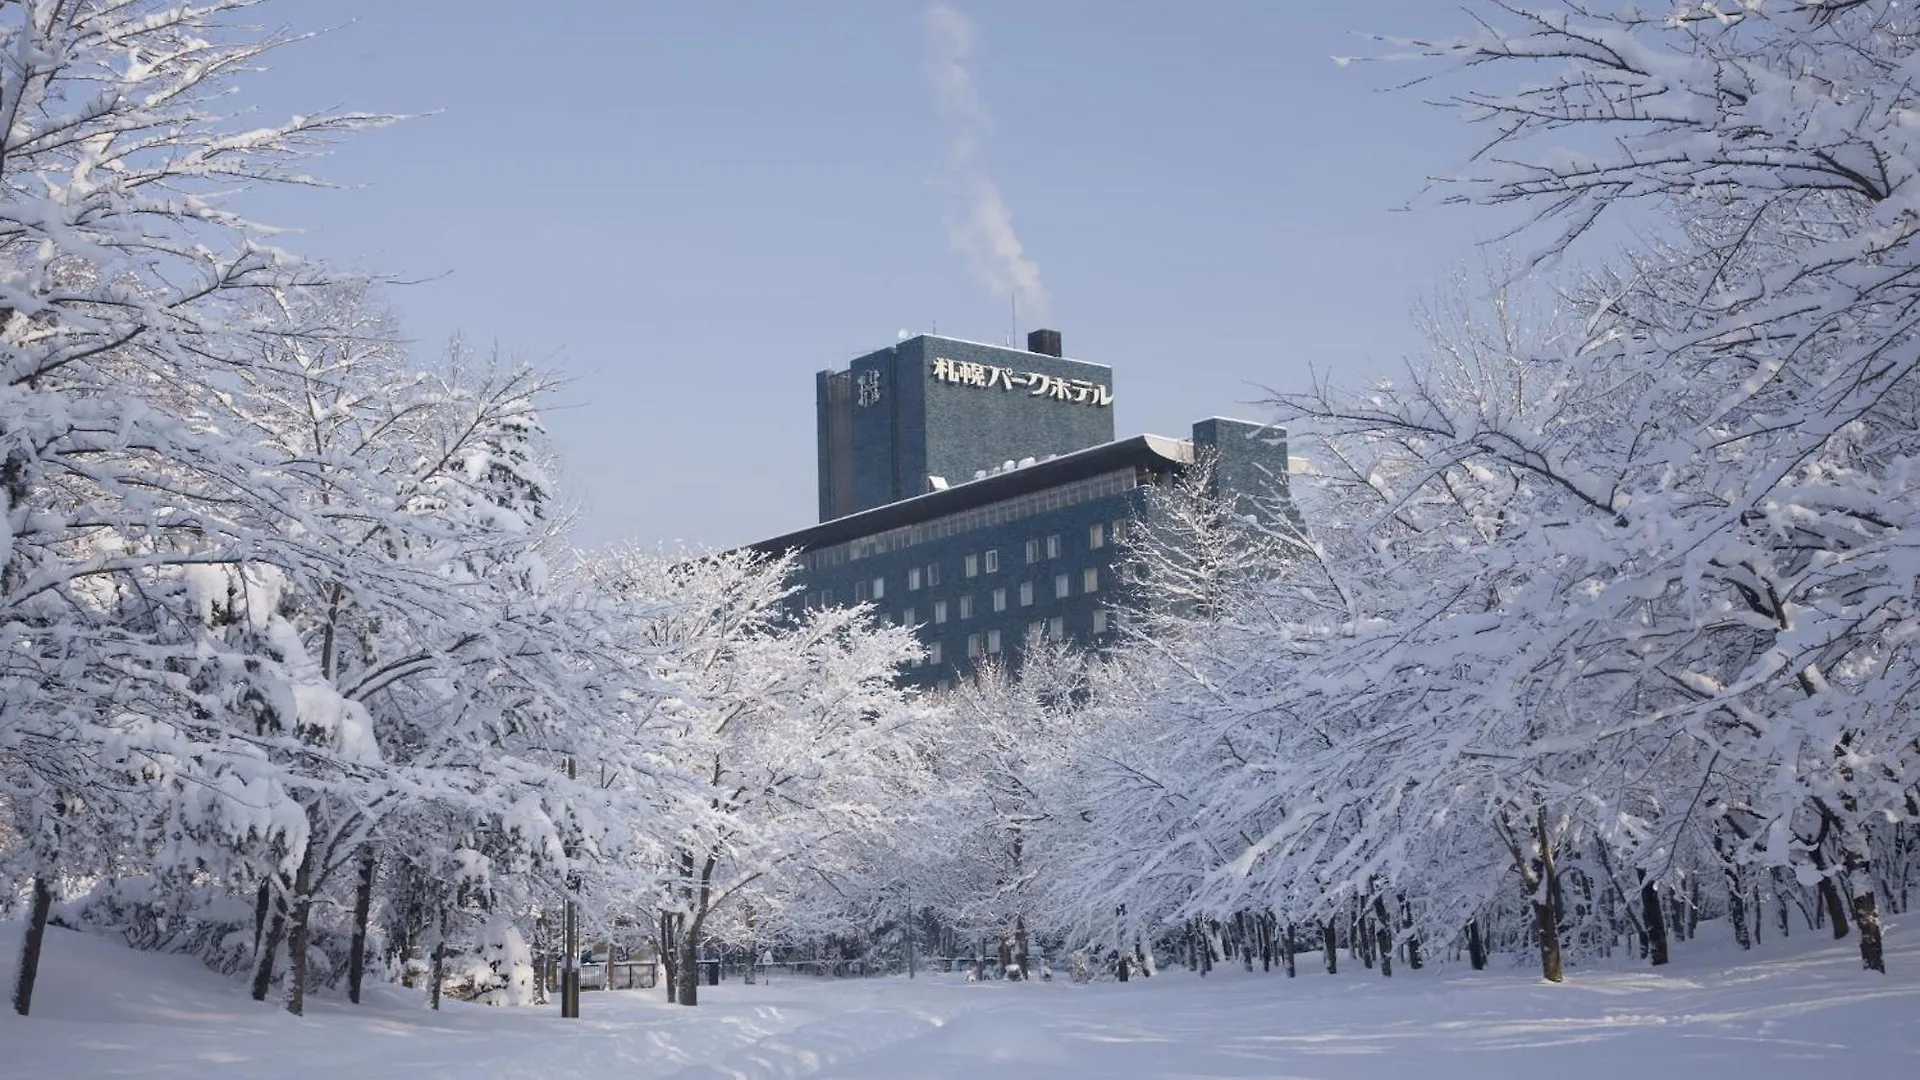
xmin=3 ymin=922 xmax=1915 ymax=1079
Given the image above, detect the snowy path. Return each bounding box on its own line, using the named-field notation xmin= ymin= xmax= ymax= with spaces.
xmin=3 ymin=922 xmax=1916 ymax=1078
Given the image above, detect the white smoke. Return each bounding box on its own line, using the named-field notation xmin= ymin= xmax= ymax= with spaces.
xmin=923 ymin=5 xmax=1049 ymax=323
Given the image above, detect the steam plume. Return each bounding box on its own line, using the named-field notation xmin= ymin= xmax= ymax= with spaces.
xmin=923 ymin=6 xmax=1049 ymax=323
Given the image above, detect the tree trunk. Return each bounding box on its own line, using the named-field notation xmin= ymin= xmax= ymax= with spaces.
xmin=1401 ymin=896 xmax=1422 ymax=970
xmin=1322 ymin=920 xmax=1337 ymax=975
xmin=1371 ymin=895 xmax=1395 ymax=977
xmin=348 ymin=848 xmax=376 ymax=1004
xmin=251 ymin=888 xmax=288 ymax=1002
xmin=1533 ymin=808 xmax=1564 ymax=983
xmin=1817 ymin=877 xmax=1850 ymax=939
xmin=659 ymin=911 xmax=679 ymax=1004
xmin=12 ymin=873 xmax=53 ymax=1016
xmin=252 ymin=880 xmax=271 ymax=960
xmin=1639 ymin=875 xmax=1669 ymax=967
xmin=1466 ymin=919 xmax=1487 ymax=971
xmin=1282 ymin=922 xmax=1296 ymax=978
xmin=285 ymin=845 xmax=315 ymax=1016
xmin=1852 ymin=887 xmax=1885 ymax=973
xmin=675 ymin=928 xmax=701 ymax=1006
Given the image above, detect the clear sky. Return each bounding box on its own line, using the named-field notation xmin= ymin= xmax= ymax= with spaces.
xmin=238 ymin=0 xmax=1522 ymax=551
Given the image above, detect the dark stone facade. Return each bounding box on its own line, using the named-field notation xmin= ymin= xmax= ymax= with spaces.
xmin=817 ymin=335 xmax=1115 ymax=521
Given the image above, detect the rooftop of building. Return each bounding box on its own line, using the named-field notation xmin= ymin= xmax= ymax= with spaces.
xmin=751 ymin=431 xmax=1197 ymax=558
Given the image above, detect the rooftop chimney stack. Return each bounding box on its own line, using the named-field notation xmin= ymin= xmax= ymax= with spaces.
xmin=1026 ymin=328 xmax=1062 ymax=358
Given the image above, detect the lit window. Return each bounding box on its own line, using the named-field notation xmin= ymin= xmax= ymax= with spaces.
xmin=1089 ymin=523 xmax=1105 ymax=549
xmin=1046 ymin=534 xmax=1061 ymax=559
xmin=904 ymin=606 xmax=916 ymax=627
xmin=1083 ymin=567 xmax=1099 ymax=593
xmin=933 ymin=600 xmax=948 ymax=624
xmin=926 ymin=562 xmax=941 ymax=587
xmin=1092 ymin=609 xmax=1109 ymax=634
xmin=928 ymin=641 xmax=942 ymax=665
xmin=1028 ymin=620 xmax=1044 ymax=641
xmin=1048 ymin=615 xmax=1064 ymax=640
xmin=967 ymin=632 xmax=982 ymax=658
xmin=1025 ymin=539 xmax=1040 ymax=564
xmin=872 ymin=576 xmax=885 ymax=600
xmin=992 ymin=588 xmax=1006 ymax=613
xmin=987 ymin=629 xmax=1002 ymax=654
xmin=1019 ymin=581 xmax=1034 ymax=606
xmin=959 ymin=594 xmax=973 ymax=620
xmin=984 ymin=549 xmax=999 ymax=572
xmin=1113 ymin=519 xmax=1128 ymax=542
xmin=965 ymin=554 xmax=979 ymax=578
xmin=1054 ymin=573 xmax=1070 ymax=599
xmin=908 ymin=567 xmax=922 ymax=591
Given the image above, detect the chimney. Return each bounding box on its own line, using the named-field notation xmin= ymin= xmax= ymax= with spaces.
xmin=1026 ymin=328 xmax=1062 ymax=358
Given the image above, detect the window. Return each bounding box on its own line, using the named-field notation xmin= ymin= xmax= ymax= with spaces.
xmin=1028 ymin=620 xmax=1045 ymax=642
xmin=965 ymin=554 xmax=979 ymax=578
xmin=1019 ymin=581 xmax=1034 ymax=606
xmin=1083 ymin=567 xmax=1099 ymax=593
xmin=928 ymin=641 xmax=942 ymax=665
xmin=821 ymin=587 xmax=834 ymax=606
xmin=959 ymin=594 xmax=974 ymax=620
xmin=967 ymin=632 xmax=983 ymax=658
xmin=984 ymin=549 xmax=1000 ymax=573
xmin=908 ymin=567 xmax=922 ymax=591
xmin=933 ymin=600 xmax=948 ymax=624
xmin=872 ymin=576 xmax=885 ymax=600
xmin=903 ymin=606 xmax=916 ymax=627
xmin=987 ymin=628 xmax=1002 ymax=654
xmin=1025 ymin=538 xmax=1040 ymax=564
xmin=1092 ymin=609 xmax=1109 ymax=634
xmin=1112 ymin=519 xmax=1129 ymax=542
xmin=1089 ymin=522 xmax=1105 ymax=550
xmin=992 ymin=587 xmax=1007 ymax=613
xmin=854 ymin=580 xmax=870 ymax=603
xmin=1054 ymin=573 xmax=1070 ymax=599
xmin=926 ymin=562 xmax=941 ymax=587
xmin=1048 ymin=615 xmax=1064 ymax=640
xmin=1046 ymin=534 xmax=1061 ymax=559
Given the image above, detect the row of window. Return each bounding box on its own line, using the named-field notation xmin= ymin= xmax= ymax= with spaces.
xmin=815 ymin=521 xmax=1127 ymax=607
xmin=898 ymin=568 xmax=1100 ymax=626
xmin=906 ymin=610 xmax=1116 ymax=668
xmin=801 ymin=468 xmax=1146 ymax=571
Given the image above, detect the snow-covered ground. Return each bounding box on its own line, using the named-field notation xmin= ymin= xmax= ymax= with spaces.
xmin=3 ymin=923 xmax=1915 ymax=1078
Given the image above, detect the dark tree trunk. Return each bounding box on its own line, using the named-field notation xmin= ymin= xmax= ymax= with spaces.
xmin=675 ymin=929 xmax=701 ymax=1006
xmin=285 ymin=845 xmax=315 ymax=1016
xmin=1640 ymin=876 xmax=1669 ymax=967
xmin=429 ymin=929 xmax=446 ymax=1011
xmin=348 ymin=848 xmax=376 ymax=1004
xmin=1322 ymin=920 xmax=1337 ymax=975
xmin=1282 ymin=922 xmax=1296 ymax=978
xmin=660 ymin=911 xmax=679 ymax=1004
xmin=1727 ymin=874 xmax=1750 ymax=950
xmin=252 ymin=880 xmax=271 ymax=959
xmin=1533 ymin=809 xmax=1565 ymax=983
xmin=1401 ymin=896 xmax=1422 ymax=970
xmin=1817 ymin=876 xmax=1850 ymax=940
xmin=251 ymin=889 xmax=288 ymax=1002
xmin=1466 ymin=919 xmax=1487 ymax=971
xmin=12 ymin=873 xmax=53 ymax=1016
xmin=1852 ymin=888 xmax=1885 ymax=973
xmin=1371 ymin=895 xmax=1395 ymax=977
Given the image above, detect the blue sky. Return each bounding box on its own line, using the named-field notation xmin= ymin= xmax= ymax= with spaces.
xmin=239 ymin=1 xmax=1529 ymax=550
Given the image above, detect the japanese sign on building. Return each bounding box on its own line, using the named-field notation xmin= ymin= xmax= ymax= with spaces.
xmin=855 ymin=368 xmax=882 ymax=407
xmin=930 ymin=356 xmax=1113 ymax=407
